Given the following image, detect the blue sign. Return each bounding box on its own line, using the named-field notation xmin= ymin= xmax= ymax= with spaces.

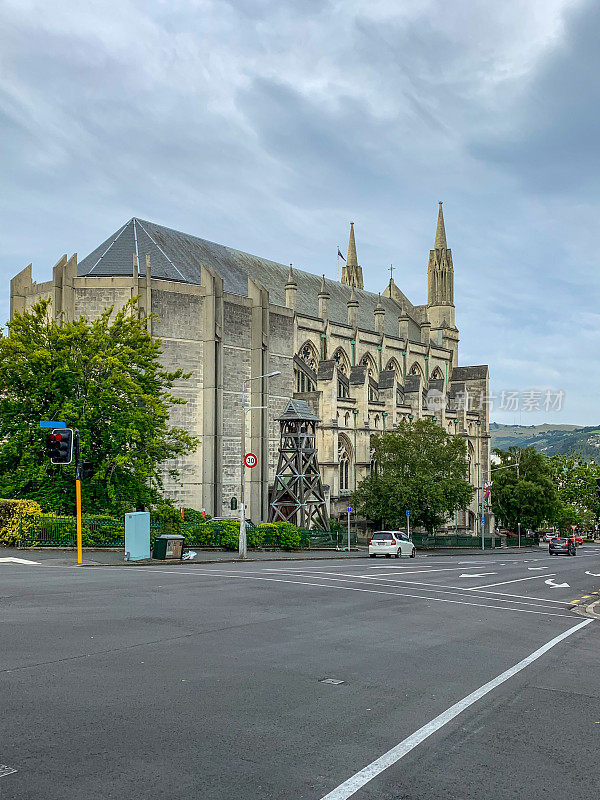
xmin=40 ymin=421 xmax=66 ymax=429
xmin=347 ymin=506 xmax=352 ymax=513
xmin=406 ymin=510 xmax=410 ymax=517
xmin=481 ymin=516 xmax=485 ymax=526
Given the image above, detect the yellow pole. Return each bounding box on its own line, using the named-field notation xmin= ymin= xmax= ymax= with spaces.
xmin=76 ymin=478 xmax=83 ymax=564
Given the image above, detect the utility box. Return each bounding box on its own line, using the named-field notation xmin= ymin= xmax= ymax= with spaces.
xmin=153 ymin=534 xmax=185 ymax=560
xmin=124 ymin=512 xmax=151 ymax=561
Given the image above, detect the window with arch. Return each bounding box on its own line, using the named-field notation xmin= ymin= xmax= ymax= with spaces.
xmin=332 ymin=347 xmax=350 ymax=375
xmin=295 ymin=341 xmax=318 ymax=393
xmin=374 ymin=414 xmax=380 ymax=428
xmin=408 ymin=362 xmax=423 ymax=377
xmin=338 ymin=435 xmax=352 ymax=492
xmin=360 ymin=353 xmax=377 ymax=377
xmin=430 ymin=367 xmax=444 ymax=381
xmin=338 ymin=377 xmax=350 ymax=399
xmin=344 ymin=412 xmax=350 ymax=427
xmin=385 ymin=358 xmax=401 ymax=377
xmin=368 ymin=378 xmax=379 ymax=402
xmin=298 ymin=342 xmax=318 ymax=371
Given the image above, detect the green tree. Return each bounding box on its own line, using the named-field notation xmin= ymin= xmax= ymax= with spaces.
xmin=352 ymin=419 xmax=473 ymax=533
xmin=0 ymin=299 xmax=198 ymax=515
xmin=491 ymin=447 xmax=557 ymax=532
xmin=548 ymin=453 xmax=600 ymax=531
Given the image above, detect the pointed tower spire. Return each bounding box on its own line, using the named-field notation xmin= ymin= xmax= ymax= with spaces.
xmin=427 ymin=201 xmax=455 ymax=332
xmin=341 ymin=222 xmax=364 ymax=289
xmin=347 ymin=222 xmax=358 ymax=267
xmin=434 ymin=201 xmax=447 ymax=249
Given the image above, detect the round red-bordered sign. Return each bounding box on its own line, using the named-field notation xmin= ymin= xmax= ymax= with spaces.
xmin=244 ymin=452 xmax=258 ymax=469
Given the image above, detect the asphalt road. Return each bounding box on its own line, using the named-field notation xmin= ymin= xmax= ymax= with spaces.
xmin=1 ymin=546 xmax=599 ymax=799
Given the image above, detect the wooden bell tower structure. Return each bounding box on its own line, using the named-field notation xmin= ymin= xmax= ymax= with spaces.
xmin=269 ymin=400 xmax=329 ymax=530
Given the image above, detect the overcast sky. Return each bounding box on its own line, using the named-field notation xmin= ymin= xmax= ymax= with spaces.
xmin=1 ymin=0 xmax=598 ymax=425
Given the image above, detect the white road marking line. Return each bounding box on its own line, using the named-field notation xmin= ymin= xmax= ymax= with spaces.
xmin=139 ymin=568 xmax=574 ymax=617
xmin=527 ymin=567 xmax=549 ymax=571
xmin=458 ymin=573 xmax=496 ymax=578
xmin=275 ymin=573 xmax=570 ymax=611
xmin=464 ymin=574 xmax=557 ymax=590
xmin=0 ymin=557 xmax=40 ymax=565
xmin=585 ymin=571 xmax=600 ymax=577
xmin=544 ymin=578 xmax=570 ymax=588
xmin=0 ymin=765 xmax=17 ymax=778
xmin=318 ymin=618 xmax=594 ymax=800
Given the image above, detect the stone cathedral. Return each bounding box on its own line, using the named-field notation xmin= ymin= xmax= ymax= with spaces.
xmin=10 ymin=203 xmax=491 ymax=534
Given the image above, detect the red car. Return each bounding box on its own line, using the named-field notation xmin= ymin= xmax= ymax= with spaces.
xmin=571 ymin=533 xmax=584 ymax=546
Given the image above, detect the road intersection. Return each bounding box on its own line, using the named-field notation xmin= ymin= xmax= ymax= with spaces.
xmin=1 ymin=546 xmax=599 ymax=799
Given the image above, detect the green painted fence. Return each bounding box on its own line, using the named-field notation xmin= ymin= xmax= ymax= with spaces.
xmin=410 ymin=533 xmax=503 ymax=549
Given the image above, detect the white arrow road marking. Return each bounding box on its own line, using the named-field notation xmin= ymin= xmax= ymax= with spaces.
xmin=458 ymin=572 xmax=496 ymax=578
xmin=0 ymin=557 xmax=40 ymax=565
xmin=545 ymin=578 xmax=570 ymax=588
xmin=528 ymin=567 xmax=549 ymax=571
xmin=585 ymin=571 xmax=600 ymax=577
xmin=0 ymin=765 xmax=18 ymax=778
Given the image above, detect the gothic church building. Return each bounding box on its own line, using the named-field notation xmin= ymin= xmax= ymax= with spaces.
xmin=10 ymin=203 xmax=491 ymax=534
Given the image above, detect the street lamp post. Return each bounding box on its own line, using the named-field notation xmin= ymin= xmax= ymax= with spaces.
xmin=239 ymin=371 xmax=281 ymax=559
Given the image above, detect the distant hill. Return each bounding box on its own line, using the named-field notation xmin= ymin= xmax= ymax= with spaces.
xmin=490 ymin=423 xmax=600 ymax=460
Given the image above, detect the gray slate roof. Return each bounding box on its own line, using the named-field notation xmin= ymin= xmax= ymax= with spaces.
xmin=276 ymin=399 xmax=321 ymax=422
xmin=451 ymin=366 xmax=489 ymax=381
xmin=77 ymin=218 xmax=420 ymax=337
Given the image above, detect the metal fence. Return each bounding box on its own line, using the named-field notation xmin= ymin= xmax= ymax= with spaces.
xmin=18 ymin=515 xmax=356 ymax=550
xmin=410 ymin=533 xmax=504 ymax=549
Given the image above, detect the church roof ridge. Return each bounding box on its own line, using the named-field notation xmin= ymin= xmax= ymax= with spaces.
xmin=78 ymin=217 xmax=422 ymax=336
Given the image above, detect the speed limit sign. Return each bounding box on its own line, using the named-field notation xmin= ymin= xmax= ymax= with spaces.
xmin=244 ymin=452 xmax=258 ymax=469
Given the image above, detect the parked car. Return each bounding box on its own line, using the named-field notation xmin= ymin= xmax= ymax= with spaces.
xmin=571 ymin=533 xmax=584 ymax=546
xmin=369 ymin=531 xmax=416 ymax=559
xmin=549 ymin=536 xmax=576 ymax=556
xmin=542 ymin=532 xmax=556 ymax=543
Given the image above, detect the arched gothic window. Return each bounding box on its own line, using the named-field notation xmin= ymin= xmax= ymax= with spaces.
xmin=332 ymin=348 xmax=350 ymax=375
xmin=409 ymin=362 xmax=423 ymax=377
xmin=338 ymin=435 xmax=352 ymax=493
xmin=385 ymin=358 xmax=401 ymax=377
xmin=299 ymin=342 xmax=318 ymax=370
xmin=369 ymin=383 xmax=379 ymax=402
xmin=344 ymin=412 xmax=350 ymax=427
xmin=374 ymin=414 xmax=380 ymax=428
xmin=360 ymin=353 xmax=377 ymax=377
xmin=431 ymin=367 xmax=444 ymax=381
xmin=295 ymin=341 xmax=318 ymax=393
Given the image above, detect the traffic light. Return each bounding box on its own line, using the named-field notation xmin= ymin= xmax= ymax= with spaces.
xmin=47 ymin=428 xmax=73 ymax=465
xmin=81 ymin=461 xmax=94 ymax=480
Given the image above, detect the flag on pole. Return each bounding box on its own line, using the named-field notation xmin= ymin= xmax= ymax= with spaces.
xmin=337 ymin=248 xmax=345 ymax=261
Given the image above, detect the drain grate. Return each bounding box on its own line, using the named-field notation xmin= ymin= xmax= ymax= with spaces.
xmin=0 ymin=766 xmax=17 ymax=779
xmin=320 ymin=678 xmax=345 ymax=685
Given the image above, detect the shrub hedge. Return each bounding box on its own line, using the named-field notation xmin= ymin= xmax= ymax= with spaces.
xmin=0 ymin=499 xmax=43 ymax=546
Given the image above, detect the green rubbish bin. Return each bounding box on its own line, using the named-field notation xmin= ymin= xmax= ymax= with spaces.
xmin=152 ymin=534 xmax=185 ymax=560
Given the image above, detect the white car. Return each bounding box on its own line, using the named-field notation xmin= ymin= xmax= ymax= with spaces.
xmin=369 ymin=531 xmax=416 ymax=558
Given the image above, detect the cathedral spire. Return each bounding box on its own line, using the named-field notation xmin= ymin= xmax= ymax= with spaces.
xmin=347 ymin=222 xmax=358 ymax=267
xmin=427 ymin=201 xmax=455 ymax=330
xmin=341 ymin=222 xmax=364 ymax=289
xmin=434 ymin=201 xmax=447 ymax=249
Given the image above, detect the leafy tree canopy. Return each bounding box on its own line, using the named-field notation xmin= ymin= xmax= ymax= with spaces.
xmin=352 ymin=419 xmax=473 ymax=533
xmin=491 ymin=446 xmax=557 ymax=531
xmin=548 ymin=453 xmax=600 ymax=531
xmin=0 ymin=299 xmax=198 ymax=515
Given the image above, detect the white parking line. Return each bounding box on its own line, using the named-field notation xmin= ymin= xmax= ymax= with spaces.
xmin=319 ymin=619 xmax=594 ymax=800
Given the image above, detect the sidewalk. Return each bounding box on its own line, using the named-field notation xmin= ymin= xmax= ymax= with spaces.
xmin=4 ymin=544 xmax=550 ymax=567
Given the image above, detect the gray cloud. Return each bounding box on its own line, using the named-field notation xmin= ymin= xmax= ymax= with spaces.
xmin=1 ymin=0 xmax=598 ymax=424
